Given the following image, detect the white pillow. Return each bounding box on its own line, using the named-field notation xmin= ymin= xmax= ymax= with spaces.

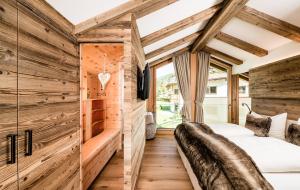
xmin=250 ymin=112 xmax=288 ymax=140
xmin=298 ymin=118 xmax=300 ymax=124
xmin=268 ymin=113 xmax=288 ymax=140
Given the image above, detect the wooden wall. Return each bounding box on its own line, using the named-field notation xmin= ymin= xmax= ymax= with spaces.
xmin=0 ymin=0 xmax=18 ymax=188
xmin=249 ymin=55 xmax=300 ymax=120
xmin=0 ymin=0 xmax=80 ymax=189
xmin=78 ymin=14 xmax=146 ymax=190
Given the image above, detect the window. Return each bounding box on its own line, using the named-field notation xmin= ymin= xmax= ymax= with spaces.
xmin=239 ymin=77 xmax=251 ymax=126
xmin=156 ymin=63 xmax=183 ymax=128
xmin=203 ymin=66 xmax=228 ymax=123
xmin=207 ymin=86 xmax=217 ymax=94
xmin=239 ymin=86 xmax=246 ymax=94
xmin=174 ymin=89 xmax=179 ymax=95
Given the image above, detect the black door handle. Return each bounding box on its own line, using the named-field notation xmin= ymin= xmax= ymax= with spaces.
xmin=25 ymin=130 xmax=33 ymax=156
xmin=7 ymin=134 xmax=17 ymax=164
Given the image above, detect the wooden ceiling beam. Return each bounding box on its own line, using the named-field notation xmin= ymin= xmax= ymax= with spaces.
xmin=237 ymin=6 xmax=300 ymax=42
xmin=204 ymin=46 xmax=243 ymax=65
xmin=135 ymin=0 xmax=178 ymax=19
xmin=191 ymin=0 xmax=249 ymax=53
xmin=149 ymin=46 xmax=190 ymax=67
xmin=210 ymin=57 xmax=233 ymax=70
xmin=150 ymin=58 xmax=173 ymax=68
xmin=215 ymin=32 xmax=268 ymax=57
xmin=146 ymin=32 xmax=201 ymax=60
xmin=75 ymin=0 xmax=160 ymax=34
xmin=141 ymin=4 xmax=222 ymax=47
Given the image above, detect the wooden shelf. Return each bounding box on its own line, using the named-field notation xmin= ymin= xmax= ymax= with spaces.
xmin=92 ymin=120 xmax=104 ymax=126
xmin=84 ymin=99 xmax=106 ymax=142
xmin=92 ymin=109 xmax=105 ymax=112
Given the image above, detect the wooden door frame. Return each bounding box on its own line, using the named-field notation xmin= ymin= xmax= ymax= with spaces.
xmin=148 ymin=56 xmax=234 ymax=125
xmin=210 ymin=57 xmax=233 ymax=123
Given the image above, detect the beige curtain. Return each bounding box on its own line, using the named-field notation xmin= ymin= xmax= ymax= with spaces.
xmin=173 ymin=52 xmax=191 ymax=122
xmin=195 ymin=51 xmax=210 ymax=123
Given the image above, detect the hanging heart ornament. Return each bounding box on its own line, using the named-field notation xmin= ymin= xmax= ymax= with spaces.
xmin=98 ymin=72 xmax=111 ymax=91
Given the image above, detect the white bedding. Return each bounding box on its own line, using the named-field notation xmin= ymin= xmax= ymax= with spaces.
xmin=263 ymin=173 xmax=300 ymax=190
xmin=228 ymin=135 xmax=300 ymax=173
xmin=181 ymin=123 xmax=300 ymax=189
xmin=208 ymin=123 xmax=254 ymax=137
xmin=203 ymin=123 xmax=300 ymax=189
xmin=208 ymin=123 xmax=300 ymax=172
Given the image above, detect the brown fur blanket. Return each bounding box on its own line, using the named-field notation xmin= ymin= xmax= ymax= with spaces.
xmin=174 ymin=122 xmax=273 ymax=190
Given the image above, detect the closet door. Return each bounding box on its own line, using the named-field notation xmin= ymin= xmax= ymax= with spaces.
xmin=0 ymin=0 xmax=18 ymax=189
xmin=17 ymin=2 xmax=80 ymax=189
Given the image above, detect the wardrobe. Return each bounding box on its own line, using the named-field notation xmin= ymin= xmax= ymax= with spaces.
xmin=0 ymin=0 xmax=80 ymax=189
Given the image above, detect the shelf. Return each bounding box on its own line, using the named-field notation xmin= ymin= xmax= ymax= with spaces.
xmin=92 ymin=109 xmax=105 ymax=112
xmin=92 ymin=120 xmax=105 ymax=126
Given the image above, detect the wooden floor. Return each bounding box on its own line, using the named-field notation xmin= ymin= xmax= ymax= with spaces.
xmin=89 ymin=150 xmax=124 ymax=190
xmin=89 ymin=134 xmax=193 ymax=190
xmin=136 ymin=134 xmax=193 ymax=190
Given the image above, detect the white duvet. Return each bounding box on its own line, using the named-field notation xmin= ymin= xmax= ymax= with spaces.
xmin=263 ymin=173 xmax=300 ymax=190
xmin=229 ymin=136 xmax=300 ymax=173
xmin=208 ymin=123 xmax=300 ymax=173
xmin=206 ymin=123 xmax=300 ymax=189
xmin=208 ymin=123 xmax=254 ymax=137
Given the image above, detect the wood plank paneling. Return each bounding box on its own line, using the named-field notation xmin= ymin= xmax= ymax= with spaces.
xmin=16 ymin=1 xmax=80 ymax=189
xmin=17 ymin=0 xmax=75 ymax=41
xmin=0 ymin=0 xmax=18 ymax=189
xmin=249 ymin=55 xmax=300 ymax=99
xmin=77 ymin=28 xmax=131 ymax=43
xmin=252 ymin=98 xmax=300 ymax=121
xmin=250 ymin=55 xmax=300 ymax=120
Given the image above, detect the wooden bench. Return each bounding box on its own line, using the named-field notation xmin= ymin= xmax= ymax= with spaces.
xmin=82 ymin=128 xmax=122 ymax=190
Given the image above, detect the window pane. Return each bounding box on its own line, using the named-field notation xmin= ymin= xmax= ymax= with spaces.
xmin=204 ymin=66 xmax=228 ymax=123
xmin=156 ymin=63 xmax=182 ymax=128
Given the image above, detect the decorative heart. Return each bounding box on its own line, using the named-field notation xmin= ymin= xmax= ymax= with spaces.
xmin=98 ymin=72 xmax=111 ymax=91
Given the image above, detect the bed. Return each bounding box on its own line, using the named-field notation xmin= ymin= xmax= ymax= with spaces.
xmin=175 ymin=122 xmax=300 ymax=190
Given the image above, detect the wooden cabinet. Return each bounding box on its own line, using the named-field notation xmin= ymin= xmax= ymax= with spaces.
xmin=0 ymin=1 xmax=80 ymax=189
xmin=0 ymin=0 xmax=18 ymax=189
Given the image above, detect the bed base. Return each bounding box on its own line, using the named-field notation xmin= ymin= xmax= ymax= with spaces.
xmin=176 ymin=143 xmax=202 ymax=190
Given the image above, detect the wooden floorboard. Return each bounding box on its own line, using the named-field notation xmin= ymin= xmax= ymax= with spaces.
xmin=89 ymin=151 xmax=124 ymax=190
xmin=136 ymin=135 xmax=193 ymax=190
xmin=89 ymin=135 xmax=193 ymax=190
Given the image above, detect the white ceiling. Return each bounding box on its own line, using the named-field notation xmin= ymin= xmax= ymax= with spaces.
xmin=46 ymin=0 xmax=300 ymax=73
xmin=136 ymin=0 xmax=222 ymax=37
xmin=47 ymin=0 xmax=129 ymax=24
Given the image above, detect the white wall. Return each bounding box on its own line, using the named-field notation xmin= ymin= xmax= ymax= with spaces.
xmin=233 ymin=41 xmax=300 ymax=74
